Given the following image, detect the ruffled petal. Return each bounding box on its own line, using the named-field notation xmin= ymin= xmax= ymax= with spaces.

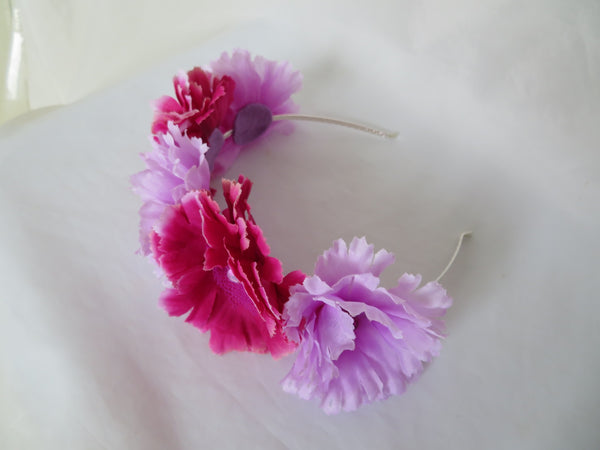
xmin=389 ymin=273 xmax=452 ymax=336
xmin=315 ymin=237 xmax=395 ymax=285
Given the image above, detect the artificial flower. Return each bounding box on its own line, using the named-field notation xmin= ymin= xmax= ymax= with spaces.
xmin=282 ymin=237 xmax=452 ymax=414
xmin=208 ymin=49 xmax=303 ymax=173
xmin=131 ymin=122 xmax=211 ymax=254
xmin=151 ymin=67 xmax=235 ymax=141
xmin=150 ymin=176 xmax=304 ymax=357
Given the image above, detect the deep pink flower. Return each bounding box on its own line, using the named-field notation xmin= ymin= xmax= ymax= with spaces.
xmin=151 ymin=67 xmax=235 ymax=142
xmin=150 ymin=176 xmax=304 ymax=357
xmin=208 ymin=50 xmax=303 ymax=173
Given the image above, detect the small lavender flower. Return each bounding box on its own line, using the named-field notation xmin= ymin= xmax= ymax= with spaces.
xmin=131 ymin=122 xmax=210 ymax=254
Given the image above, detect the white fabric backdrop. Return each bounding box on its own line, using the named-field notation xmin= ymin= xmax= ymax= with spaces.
xmin=1 ymin=1 xmax=599 ymax=449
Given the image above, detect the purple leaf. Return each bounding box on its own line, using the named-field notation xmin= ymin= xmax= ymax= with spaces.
xmin=206 ymin=129 xmax=224 ymax=171
xmin=232 ymin=103 xmax=273 ymax=145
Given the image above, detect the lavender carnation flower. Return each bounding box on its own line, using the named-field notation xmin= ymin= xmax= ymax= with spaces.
xmin=131 ymin=122 xmax=210 ymax=254
xmin=208 ymin=49 xmax=302 ymax=173
xmin=282 ymin=237 xmax=452 ymax=414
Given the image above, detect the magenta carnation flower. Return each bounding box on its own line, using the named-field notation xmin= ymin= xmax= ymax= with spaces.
xmin=151 ymin=67 xmax=235 ymax=142
xmin=130 ymin=122 xmax=211 ymax=254
xmin=208 ymin=49 xmax=303 ymax=173
xmin=150 ymin=176 xmax=304 ymax=357
xmin=282 ymin=237 xmax=452 ymax=414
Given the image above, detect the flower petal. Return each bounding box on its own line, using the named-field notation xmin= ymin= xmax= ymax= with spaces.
xmin=315 ymin=237 xmax=395 ymax=285
xmin=316 ymin=304 xmax=356 ymax=360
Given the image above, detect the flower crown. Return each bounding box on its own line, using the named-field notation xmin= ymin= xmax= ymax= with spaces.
xmin=131 ymin=49 xmax=468 ymax=414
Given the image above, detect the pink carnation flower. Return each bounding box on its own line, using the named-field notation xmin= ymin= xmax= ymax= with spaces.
xmin=150 ymin=176 xmax=304 ymax=357
xmin=282 ymin=237 xmax=452 ymax=414
xmin=130 ymin=122 xmax=211 ymax=254
xmin=208 ymin=49 xmax=303 ymax=173
xmin=151 ymin=67 xmax=235 ymax=142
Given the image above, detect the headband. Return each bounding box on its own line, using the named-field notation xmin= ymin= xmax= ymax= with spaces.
xmin=131 ymin=49 xmax=469 ymax=414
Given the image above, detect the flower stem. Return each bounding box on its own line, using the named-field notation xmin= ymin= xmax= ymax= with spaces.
xmin=435 ymin=231 xmax=472 ymax=283
xmin=272 ymin=114 xmax=398 ymax=139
